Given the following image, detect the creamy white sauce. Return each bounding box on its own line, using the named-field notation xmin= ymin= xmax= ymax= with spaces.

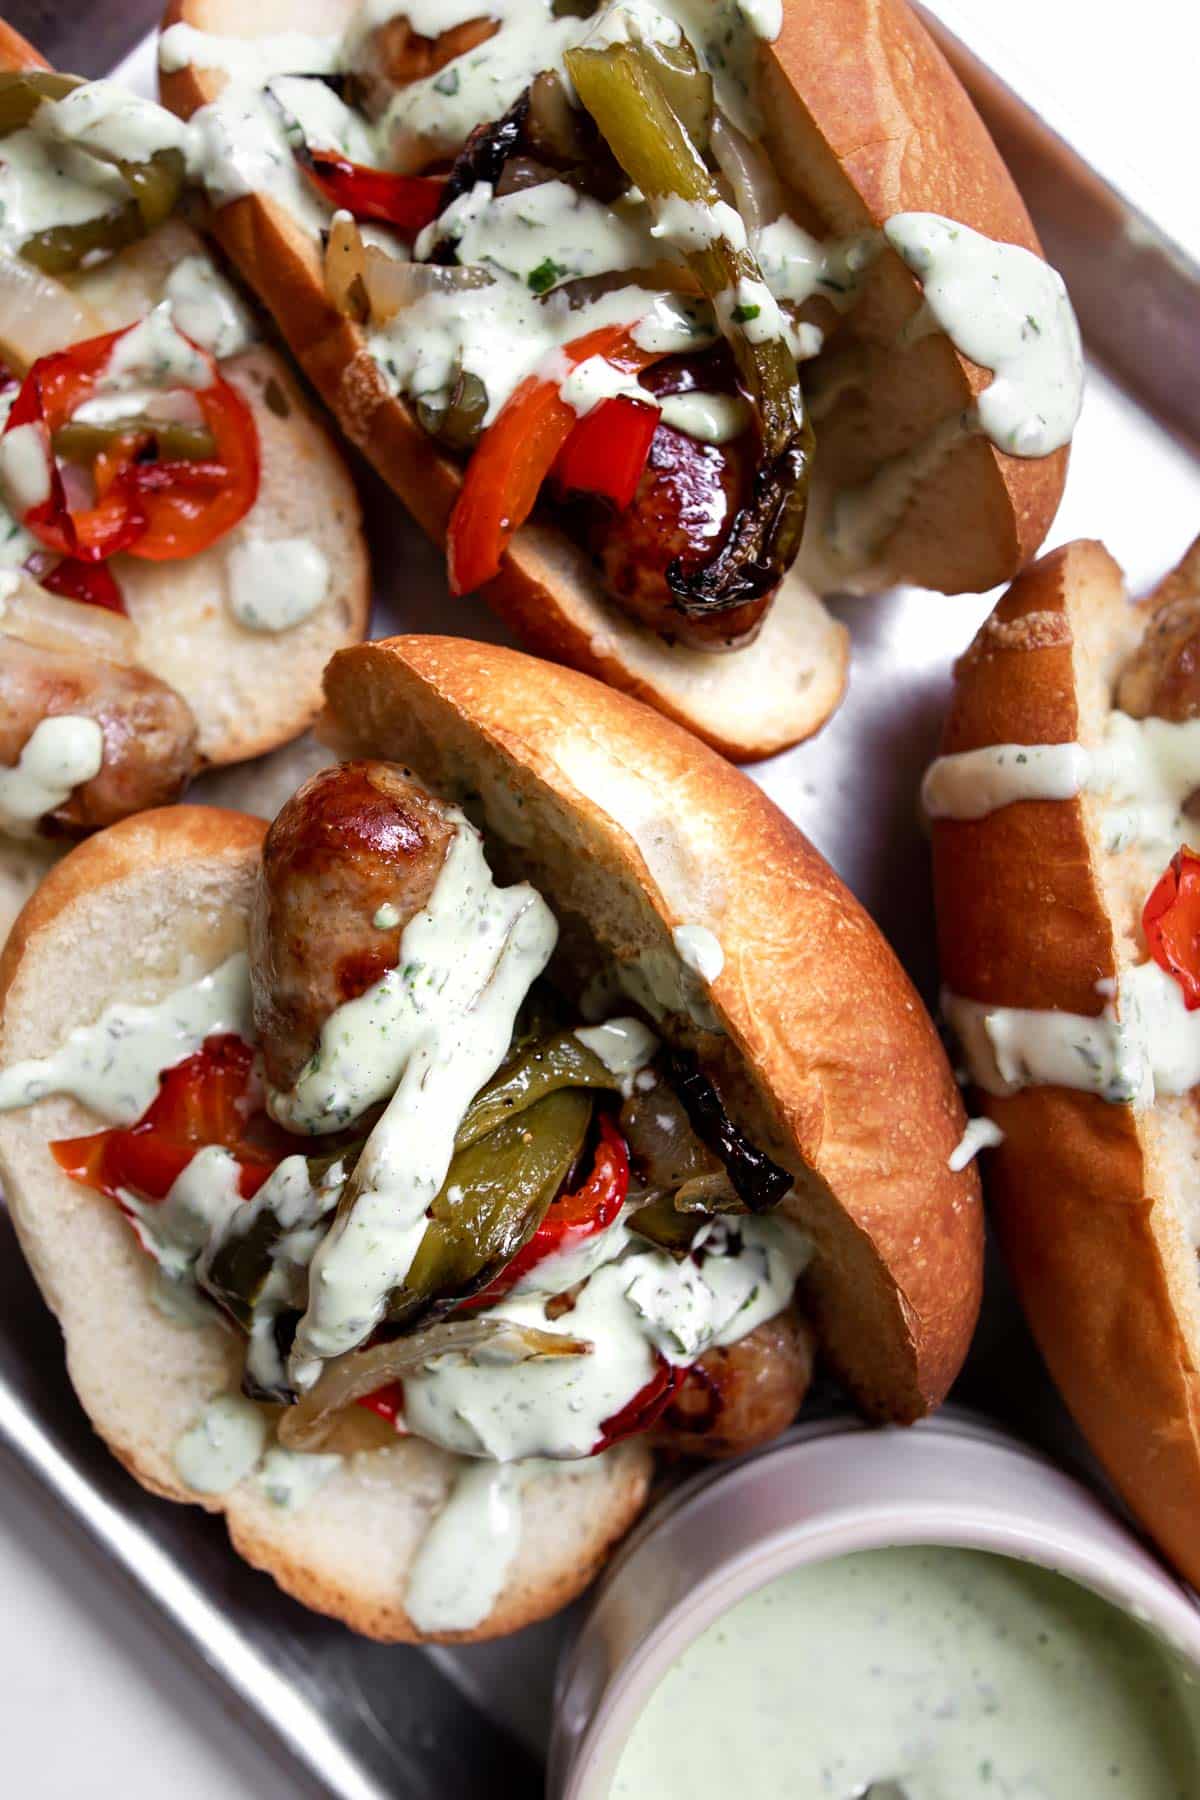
xmin=924 ymin=712 xmax=1200 ymax=853
xmin=100 ymin=302 xmax=213 ymax=392
xmin=406 ymin=1458 xmax=526 ymax=1633
xmin=173 ymin=1393 xmax=268 ymax=1494
xmin=373 ymin=902 xmax=401 ymax=930
xmin=651 ymin=195 xmax=748 ymax=255
xmin=948 ymin=1116 xmax=1005 ymax=1172
xmin=422 ymin=178 xmax=660 ymax=291
xmin=944 ymin=955 xmax=1200 ymax=1109
xmin=406 ymin=1453 xmax=608 ymax=1632
xmin=403 ymin=1216 xmax=809 ymax=1460
xmin=282 ymin=812 xmax=558 ymax=1382
xmin=159 ymin=23 xmax=342 ymax=83
xmin=922 ymin=742 xmax=1090 ymax=822
xmin=609 ymin=1547 xmax=1200 ymax=1799
xmin=0 ymin=715 xmax=103 ymax=839
xmin=42 ymin=80 xmax=191 ymax=166
xmin=184 ymin=81 xmax=332 ymax=228
xmin=657 ymin=391 xmax=750 ymax=444
xmin=164 ymin=254 xmax=257 ymax=361
xmin=885 ymin=212 xmax=1084 ymax=457
xmin=226 ymin=536 xmax=331 ymax=633
xmin=0 ymin=423 xmax=52 ymax=517
xmin=0 ymin=952 xmax=252 ymax=1123
xmin=732 ymin=215 xmax=855 ymax=321
xmin=671 ymin=923 xmax=724 ymax=982
xmin=558 ymin=353 xmax=648 ymax=418
xmin=255 ymin=1446 xmax=342 ymax=1510
xmin=124 ymin=1144 xmax=243 ymax=1282
xmin=574 ymin=1017 xmax=659 ymax=1078
xmin=618 ymin=944 xmax=723 ymax=1032
xmin=0 ymin=125 xmax=129 ymax=257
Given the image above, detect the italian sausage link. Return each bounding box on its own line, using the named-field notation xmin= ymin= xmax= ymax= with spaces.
xmin=0 ymin=636 xmax=197 ymax=835
xmin=250 ymin=759 xmax=458 ymax=1091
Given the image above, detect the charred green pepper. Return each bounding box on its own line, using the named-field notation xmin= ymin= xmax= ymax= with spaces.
xmin=565 ymin=39 xmax=813 ymax=613
xmin=385 ymin=1087 xmax=593 ymax=1328
xmin=456 ymin=1028 xmax=620 ymax=1150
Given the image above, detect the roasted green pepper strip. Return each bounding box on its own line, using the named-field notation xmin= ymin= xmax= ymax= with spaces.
xmin=0 ymin=70 xmax=81 ymax=134
xmin=18 ymin=147 xmax=185 ymax=275
xmin=52 ymin=417 xmax=218 ymax=464
xmin=455 ymin=1028 xmax=619 ymax=1151
xmin=565 ymin=40 xmax=813 ymax=612
xmin=200 ymin=1143 xmax=359 ymax=1336
xmin=387 ymin=1087 xmax=593 ymax=1329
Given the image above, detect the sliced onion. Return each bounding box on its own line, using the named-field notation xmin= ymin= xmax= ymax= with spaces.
xmin=361 ymin=246 xmax=492 ymax=324
xmin=324 ymin=212 xmax=493 ymax=326
xmin=0 ymin=570 xmax=137 ymax=661
xmin=710 ymin=113 xmax=783 ymax=238
xmin=279 ymin=1316 xmax=591 ymax=1450
xmin=324 ymin=210 xmax=368 ymax=322
xmin=0 ymin=255 xmax=105 ymax=374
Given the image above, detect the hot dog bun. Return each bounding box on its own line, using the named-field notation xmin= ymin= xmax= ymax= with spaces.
xmin=929 ymin=537 xmax=1200 ymax=1589
xmin=0 ymin=806 xmax=651 ymax=1641
xmin=0 ymin=23 xmax=371 ymax=770
xmin=0 ymin=639 xmax=981 ymax=1637
xmin=158 ymin=0 xmax=1066 ymax=762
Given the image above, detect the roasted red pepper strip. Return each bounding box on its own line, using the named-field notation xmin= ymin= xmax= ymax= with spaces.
xmin=29 ymin=552 xmax=126 ymax=614
xmin=52 ymin=1035 xmax=280 ymax=1206
xmin=464 ymin=1113 xmax=630 ymax=1310
xmin=447 ymin=324 xmax=664 ymax=595
xmin=3 ymin=322 xmax=259 ymax=564
xmin=298 ymin=149 xmax=446 ymax=234
xmin=594 ymin=1357 xmax=683 ymax=1452
xmin=1143 ymin=847 xmax=1200 ymax=1009
xmin=552 ymin=393 xmax=659 ymax=510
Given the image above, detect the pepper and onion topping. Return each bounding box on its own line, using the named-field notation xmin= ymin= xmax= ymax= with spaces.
xmin=1143 ymin=847 xmax=1200 ymax=1009
xmin=0 ymin=72 xmax=185 ymax=275
xmin=51 ymin=1008 xmax=795 ymax=1452
xmin=564 ymin=39 xmax=813 ymax=615
xmin=447 ymin=320 xmax=665 ymax=595
xmin=1 ymin=316 xmax=260 ymax=568
xmin=296 ymin=144 xmax=446 ymax=236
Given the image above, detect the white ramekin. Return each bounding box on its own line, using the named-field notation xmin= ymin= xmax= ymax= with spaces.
xmin=548 ymin=1409 xmax=1200 ymax=1799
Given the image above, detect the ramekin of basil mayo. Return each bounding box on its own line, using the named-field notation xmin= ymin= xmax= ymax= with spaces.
xmin=549 ymin=1413 xmax=1200 ymax=1800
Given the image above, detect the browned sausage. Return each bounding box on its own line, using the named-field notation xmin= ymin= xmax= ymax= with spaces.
xmin=650 ymin=1306 xmax=814 ymax=1459
xmin=579 ymin=421 xmax=770 ymax=650
xmin=0 ymin=635 xmax=197 ymax=835
xmin=1116 ymin=539 xmax=1200 ymax=721
xmin=250 ymin=760 xmax=458 ymax=1092
xmin=1118 ymin=598 xmax=1200 ymax=721
xmin=351 ymin=14 xmax=498 ymax=118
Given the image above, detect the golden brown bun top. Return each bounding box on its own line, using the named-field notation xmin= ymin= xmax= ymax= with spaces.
xmin=324 ymin=633 xmax=984 ymax=1419
xmin=935 ymin=540 xmax=1124 ymax=1013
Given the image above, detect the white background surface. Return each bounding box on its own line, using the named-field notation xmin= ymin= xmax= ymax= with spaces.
xmin=0 ymin=2 xmax=1195 ymax=1795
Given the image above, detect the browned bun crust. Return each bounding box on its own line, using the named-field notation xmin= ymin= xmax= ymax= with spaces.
xmin=0 ymin=19 xmax=46 ymax=67
xmin=160 ymin=0 xmax=1066 ymax=757
xmin=766 ymin=0 xmax=1065 ymax=590
xmin=930 ymin=539 xmax=1200 ymax=1589
xmin=0 ymin=805 xmax=651 ymax=1642
xmin=324 ymin=634 xmax=983 ymax=1419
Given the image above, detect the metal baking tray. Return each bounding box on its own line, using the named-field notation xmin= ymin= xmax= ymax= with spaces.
xmin=1 ymin=12 xmax=1199 ymax=1796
